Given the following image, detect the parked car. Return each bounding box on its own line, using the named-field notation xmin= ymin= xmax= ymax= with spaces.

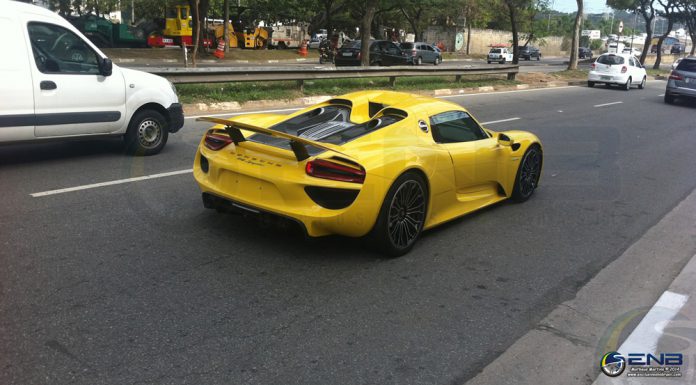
xmin=671 ymin=44 xmax=685 ymax=54
xmin=578 ymin=47 xmax=593 ymax=59
xmin=588 ymin=53 xmax=647 ymax=90
xmin=517 ymin=45 xmax=541 ymax=61
xmin=335 ymin=40 xmax=411 ymax=67
xmin=664 ymin=56 xmax=696 ymax=104
xmin=622 ymin=47 xmax=641 ymax=57
xmin=0 ymin=0 xmax=183 ymax=155
xmin=672 ymin=57 xmax=683 ymax=69
xmin=399 ymin=42 xmax=442 ymax=65
xmin=487 ymin=47 xmax=513 ymax=64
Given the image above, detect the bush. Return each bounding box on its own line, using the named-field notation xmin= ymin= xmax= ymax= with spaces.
xmin=590 ymin=39 xmax=604 ymax=50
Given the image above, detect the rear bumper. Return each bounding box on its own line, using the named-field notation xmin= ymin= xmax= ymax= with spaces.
xmin=588 ymin=71 xmax=629 ymax=84
xmin=666 ymin=81 xmax=696 ymax=98
xmin=167 ymin=103 xmax=184 ymax=133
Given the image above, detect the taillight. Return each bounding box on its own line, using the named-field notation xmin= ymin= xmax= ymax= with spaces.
xmin=204 ymin=131 xmax=233 ymax=151
xmin=669 ymin=71 xmax=683 ymax=81
xmin=621 ymin=66 xmax=627 ymax=73
xmin=590 ymin=63 xmax=596 ymax=70
xmin=305 ymin=159 xmax=365 ymax=184
xmin=412 ymin=49 xmax=417 ymax=56
xmin=357 ymin=51 xmax=361 ymax=60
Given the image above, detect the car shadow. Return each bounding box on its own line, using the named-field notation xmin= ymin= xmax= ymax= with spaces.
xmin=0 ymin=138 xmax=128 ymax=166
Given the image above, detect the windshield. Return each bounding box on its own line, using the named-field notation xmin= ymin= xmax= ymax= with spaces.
xmin=490 ymin=49 xmax=501 ymax=53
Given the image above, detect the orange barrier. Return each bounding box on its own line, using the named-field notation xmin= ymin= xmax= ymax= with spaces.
xmin=298 ymin=40 xmax=308 ymax=57
xmin=213 ymin=41 xmax=226 ymax=59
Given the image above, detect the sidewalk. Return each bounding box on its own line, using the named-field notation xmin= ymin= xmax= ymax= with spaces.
xmin=594 ymin=254 xmax=696 ymax=384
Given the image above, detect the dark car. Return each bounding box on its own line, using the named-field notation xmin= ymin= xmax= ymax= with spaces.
xmin=665 ymin=56 xmax=696 ymax=104
xmin=335 ymin=40 xmax=411 ymax=67
xmin=517 ymin=45 xmax=541 ymax=61
xmin=578 ymin=47 xmax=593 ymax=59
xmin=671 ymin=44 xmax=685 ymax=54
xmin=399 ymin=42 xmax=442 ymax=65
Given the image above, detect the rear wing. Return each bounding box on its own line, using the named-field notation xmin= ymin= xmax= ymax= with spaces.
xmin=197 ymin=116 xmax=352 ymax=162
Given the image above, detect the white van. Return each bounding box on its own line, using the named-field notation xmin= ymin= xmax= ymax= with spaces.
xmin=0 ymin=0 xmax=183 ymax=155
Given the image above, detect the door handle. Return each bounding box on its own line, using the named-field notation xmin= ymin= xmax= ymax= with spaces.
xmin=40 ymin=81 xmax=57 ymax=90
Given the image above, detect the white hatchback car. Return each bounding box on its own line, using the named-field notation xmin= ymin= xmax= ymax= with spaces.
xmin=588 ymin=53 xmax=647 ymax=90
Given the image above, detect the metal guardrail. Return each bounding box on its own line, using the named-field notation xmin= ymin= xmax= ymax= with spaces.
xmin=142 ymin=65 xmax=520 ymax=89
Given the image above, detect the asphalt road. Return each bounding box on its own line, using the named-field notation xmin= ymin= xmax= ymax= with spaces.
xmin=2 ymin=80 xmax=696 ymax=385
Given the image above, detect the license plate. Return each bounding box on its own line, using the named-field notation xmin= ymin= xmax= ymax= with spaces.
xmin=686 ymin=77 xmax=692 ymax=83
xmin=162 ymin=38 xmax=174 ymax=44
xmin=601 ymin=75 xmax=611 ymax=80
xmin=342 ymin=52 xmax=353 ymax=57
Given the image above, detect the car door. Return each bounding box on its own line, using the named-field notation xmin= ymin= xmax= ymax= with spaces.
xmin=24 ymin=20 xmax=126 ymax=137
xmin=0 ymin=15 xmax=35 ymax=141
xmin=430 ymin=110 xmax=505 ymax=196
xmin=384 ymin=42 xmax=404 ymax=65
xmin=424 ymin=45 xmax=435 ymax=62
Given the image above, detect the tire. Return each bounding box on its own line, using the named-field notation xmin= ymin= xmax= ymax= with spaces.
xmin=623 ymin=77 xmax=632 ymax=91
xmin=511 ymin=145 xmax=542 ymax=203
xmin=277 ymin=42 xmax=287 ymax=49
xmin=487 ymin=60 xmax=491 ymax=64
xmin=588 ymin=81 xmax=595 ymax=87
xmin=536 ymin=54 xmax=540 ymax=61
xmin=124 ymin=109 xmax=168 ymax=156
xmin=664 ymin=92 xmax=675 ymax=104
xmin=638 ymin=76 xmax=646 ymax=89
xmin=500 ymin=59 xmax=506 ymax=64
xmin=319 ymin=56 xmax=324 ymax=64
xmin=371 ymin=171 xmax=428 ymax=257
xmin=417 ymin=56 xmax=422 ymax=65
xmin=434 ymin=57 xmax=441 ymax=65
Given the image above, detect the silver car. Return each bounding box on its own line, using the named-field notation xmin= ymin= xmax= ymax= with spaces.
xmin=665 ymin=57 xmax=696 ymax=104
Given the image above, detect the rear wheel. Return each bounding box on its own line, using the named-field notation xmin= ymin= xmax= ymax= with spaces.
xmin=416 ymin=56 xmax=422 ymax=65
xmin=371 ymin=172 xmax=427 ymax=257
xmin=536 ymin=54 xmax=541 ymax=61
xmin=638 ymin=76 xmax=646 ymax=89
xmin=511 ymin=145 xmax=542 ymax=202
xmin=588 ymin=81 xmax=595 ymax=88
xmin=500 ymin=59 xmax=506 ymax=64
xmin=623 ymin=77 xmax=632 ymax=91
xmin=435 ymin=57 xmax=441 ymax=65
xmin=664 ymin=92 xmax=675 ymax=104
xmin=487 ymin=60 xmax=491 ymax=64
xmin=125 ymin=109 xmax=168 ymax=156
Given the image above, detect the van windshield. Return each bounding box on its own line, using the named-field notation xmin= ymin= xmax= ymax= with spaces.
xmin=490 ymin=49 xmax=501 ymax=53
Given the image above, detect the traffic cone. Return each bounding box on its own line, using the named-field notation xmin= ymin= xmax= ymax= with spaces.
xmin=213 ymin=40 xmax=225 ymax=59
xmin=298 ymin=40 xmax=308 ymax=57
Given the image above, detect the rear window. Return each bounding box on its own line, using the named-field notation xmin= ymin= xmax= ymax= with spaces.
xmin=676 ymin=59 xmax=696 ymax=72
xmin=400 ymin=43 xmax=414 ymax=49
xmin=597 ymin=55 xmax=624 ymax=65
xmin=343 ymin=40 xmax=362 ymax=49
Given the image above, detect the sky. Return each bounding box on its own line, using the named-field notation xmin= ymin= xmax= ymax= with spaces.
xmin=551 ymin=0 xmax=609 ymax=14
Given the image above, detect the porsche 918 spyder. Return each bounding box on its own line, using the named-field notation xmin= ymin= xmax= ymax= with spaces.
xmin=194 ymin=91 xmax=542 ymax=256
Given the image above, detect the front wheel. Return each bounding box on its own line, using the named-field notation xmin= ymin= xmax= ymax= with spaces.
xmin=500 ymin=59 xmax=506 ymax=64
xmin=124 ymin=109 xmax=169 ymax=156
xmin=588 ymin=81 xmax=595 ymax=88
xmin=434 ymin=57 xmax=441 ymax=65
xmin=511 ymin=145 xmax=542 ymax=202
xmin=371 ymin=172 xmax=428 ymax=257
xmin=487 ymin=60 xmax=491 ymax=64
xmin=416 ymin=57 xmax=422 ymax=65
xmin=638 ymin=76 xmax=646 ymax=89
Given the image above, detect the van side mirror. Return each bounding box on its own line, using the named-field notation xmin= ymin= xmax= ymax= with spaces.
xmin=498 ymin=133 xmax=514 ymax=147
xmin=99 ymin=58 xmax=112 ymax=77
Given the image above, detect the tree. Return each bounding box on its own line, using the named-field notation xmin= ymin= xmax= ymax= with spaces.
xmin=360 ymin=3 xmax=377 ymax=66
xmin=677 ymin=0 xmax=696 ymax=55
xmin=653 ymin=0 xmax=678 ymax=68
xmin=399 ymin=0 xmax=439 ymax=41
xmin=608 ymin=0 xmax=657 ymax=64
xmin=223 ymin=0 xmax=230 ymax=53
xmin=501 ymin=0 xmax=533 ymax=64
xmin=567 ymin=0 xmax=582 ymax=70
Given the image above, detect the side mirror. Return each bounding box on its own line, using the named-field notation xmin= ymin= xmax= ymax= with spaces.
xmin=498 ymin=133 xmax=514 ymax=147
xmin=99 ymin=57 xmax=112 ymax=77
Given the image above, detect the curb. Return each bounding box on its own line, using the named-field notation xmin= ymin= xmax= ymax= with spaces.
xmin=114 ymin=57 xmax=314 ymax=65
xmin=182 ymin=79 xmax=587 ymax=116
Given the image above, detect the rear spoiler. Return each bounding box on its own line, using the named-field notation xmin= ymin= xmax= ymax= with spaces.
xmin=197 ymin=116 xmax=352 ymax=162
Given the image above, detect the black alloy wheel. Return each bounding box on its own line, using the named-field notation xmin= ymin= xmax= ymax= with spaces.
xmin=512 ymin=145 xmax=542 ymax=202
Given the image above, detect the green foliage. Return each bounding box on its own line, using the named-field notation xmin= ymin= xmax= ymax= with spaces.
xmin=590 ymin=39 xmax=604 ymax=49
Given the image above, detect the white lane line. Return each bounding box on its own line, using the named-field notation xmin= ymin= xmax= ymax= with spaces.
xmin=30 ymin=169 xmax=193 ymax=198
xmin=438 ymin=85 xmax=580 ymax=98
xmin=185 ymin=87 xmax=581 ymax=120
xmin=617 ymin=290 xmax=688 ymax=355
xmin=593 ymin=101 xmax=623 ymax=108
xmin=658 ymin=93 xmax=665 ymax=96
xmin=481 ymin=117 xmax=521 ymax=125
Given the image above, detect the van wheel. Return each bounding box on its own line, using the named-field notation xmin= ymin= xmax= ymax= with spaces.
xmin=125 ymin=109 xmax=168 ymax=156
xmin=588 ymin=81 xmax=595 ymax=87
xmin=416 ymin=56 xmax=422 ymax=65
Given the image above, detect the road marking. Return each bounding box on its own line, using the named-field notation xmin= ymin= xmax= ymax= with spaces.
xmin=481 ymin=117 xmax=521 ymax=125
xmin=438 ymin=85 xmax=580 ymax=98
xmin=186 ymin=87 xmax=582 ymax=120
xmin=30 ymin=169 xmax=193 ymax=198
xmin=617 ymin=290 xmax=688 ymax=355
xmin=658 ymin=93 xmax=665 ymax=96
xmin=593 ymin=101 xmax=623 ymax=107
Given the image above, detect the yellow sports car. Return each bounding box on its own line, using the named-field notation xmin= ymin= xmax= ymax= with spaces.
xmin=194 ymin=91 xmax=542 ymax=256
